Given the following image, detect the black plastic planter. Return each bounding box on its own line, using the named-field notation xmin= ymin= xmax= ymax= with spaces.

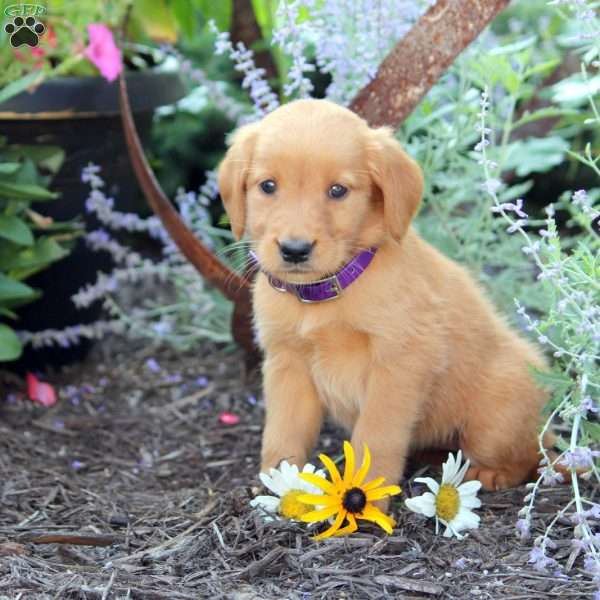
xmin=0 ymin=70 xmax=185 ymax=372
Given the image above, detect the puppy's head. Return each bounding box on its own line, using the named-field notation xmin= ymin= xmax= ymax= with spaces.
xmin=218 ymin=99 xmax=423 ymax=282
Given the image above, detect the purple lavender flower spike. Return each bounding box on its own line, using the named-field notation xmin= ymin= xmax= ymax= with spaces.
xmin=587 ymin=504 xmax=600 ymax=519
xmin=209 ymin=22 xmax=279 ymax=118
xmin=581 ymin=396 xmax=599 ymax=417
xmin=560 ymin=447 xmax=600 ymax=470
xmin=585 ymin=554 xmax=600 ymax=581
xmin=516 ymin=518 xmax=531 ymax=540
xmin=145 ymin=358 xmax=161 ymax=373
xmin=528 ymin=546 xmax=556 ymax=572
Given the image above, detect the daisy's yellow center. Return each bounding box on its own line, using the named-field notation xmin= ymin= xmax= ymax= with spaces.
xmin=435 ymin=484 xmax=460 ymax=522
xmin=279 ymin=490 xmax=312 ymax=519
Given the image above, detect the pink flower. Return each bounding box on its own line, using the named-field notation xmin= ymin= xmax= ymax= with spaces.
xmin=218 ymin=411 xmax=240 ymax=426
xmin=26 ymin=373 xmax=57 ymax=407
xmin=45 ymin=27 xmax=57 ymax=49
xmin=84 ymin=24 xmax=123 ymax=82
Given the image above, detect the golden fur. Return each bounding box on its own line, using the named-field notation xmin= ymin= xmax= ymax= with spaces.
xmin=218 ymin=99 xmax=549 ymax=494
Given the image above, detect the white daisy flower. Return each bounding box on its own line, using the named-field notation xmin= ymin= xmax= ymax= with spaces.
xmin=250 ymin=460 xmax=326 ymax=521
xmin=404 ymin=450 xmax=482 ymax=539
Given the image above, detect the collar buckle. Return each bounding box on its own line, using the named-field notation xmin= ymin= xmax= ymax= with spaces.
xmin=295 ymin=273 xmax=342 ymax=303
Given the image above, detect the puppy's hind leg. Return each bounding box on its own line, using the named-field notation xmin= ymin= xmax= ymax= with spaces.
xmin=464 ymin=456 xmax=539 ymax=491
xmin=460 ymin=350 xmax=549 ymax=491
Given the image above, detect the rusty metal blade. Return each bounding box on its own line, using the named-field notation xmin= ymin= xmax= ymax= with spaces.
xmin=118 ymin=74 xmax=249 ymax=303
xmin=349 ymin=0 xmax=511 ymax=128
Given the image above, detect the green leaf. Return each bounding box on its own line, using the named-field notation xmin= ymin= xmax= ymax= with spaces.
xmin=0 ymin=274 xmax=37 ymax=302
xmin=0 ymin=323 xmax=22 ymax=361
xmin=0 ymin=307 xmax=18 ymax=319
xmin=582 ymin=421 xmax=600 ymax=443
xmin=0 ymin=71 xmax=41 ymax=105
xmin=0 ymin=162 xmax=20 ymax=174
xmin=552 ymin=74 xmax=600 ymax=106
xmin=512 ymin=106 xmax=579 ymax=129
xmin=30 ymin=217 xmax=84 ymax=235
xmin=3 ymin=146 xmax=65 ymax=175
xmin=132 ymin=0 xmax=179 ymax=43
xmin=498 ymin=180 xmax=533 ymax=203
xmin=251 ymin=0 xmax=276 ymax=35
xmin=195 ymin=0 xmax=232 ymax=30
xmin=0 ymin=180 xmax=57 ymax=201
xmin=504 ymin=137 xmax=570 ymax=177
xmin=533 ymin=368 xmax=572 ymax=390
xmin=489 ymin=36 xmax=537 ymax=56
xmin=524 ymin=58 xmax=561 ymax=79
xmin=172 ymin=0 xmax=197 ymax=39
xmin=469 ymin=54 xmax=521 ymax=95
xmin=3 ymin=237 xmax=69 ymax=280
xmin=0 ymin=215 xmax=34 ymax=246
xmin=0 ymin=157 xmax=38 ymax=188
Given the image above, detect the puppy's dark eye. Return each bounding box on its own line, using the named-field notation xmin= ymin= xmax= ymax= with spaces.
xmin=260 ymin=179 xmax=277 ymax=195
xmin=328 ymin=184 xmax=348 ymax=199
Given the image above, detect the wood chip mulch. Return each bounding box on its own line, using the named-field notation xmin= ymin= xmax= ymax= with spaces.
xmin=0 ymin=340 xmax=596 ymax=599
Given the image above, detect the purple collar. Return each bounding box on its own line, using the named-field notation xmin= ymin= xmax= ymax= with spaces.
xmin=249 ymin=247 xmax=377 ymax=303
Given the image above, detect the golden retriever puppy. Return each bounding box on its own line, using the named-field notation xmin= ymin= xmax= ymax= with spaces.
xmin=218 ymin=98 xmax=549 ymax=494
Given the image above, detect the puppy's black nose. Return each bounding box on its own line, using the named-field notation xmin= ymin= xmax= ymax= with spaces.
xmin=279 ymin=239 xmax=313 ymax=264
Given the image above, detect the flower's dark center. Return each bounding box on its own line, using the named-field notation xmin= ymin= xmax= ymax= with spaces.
xmin=342 ymin=487 xmax=367 ymax=513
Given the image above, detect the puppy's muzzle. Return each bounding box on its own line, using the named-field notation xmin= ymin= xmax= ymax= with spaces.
xmin=278 ymin=239 xmax=314 ymax=264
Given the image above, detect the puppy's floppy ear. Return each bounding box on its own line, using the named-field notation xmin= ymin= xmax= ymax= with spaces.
xmin=366 ymin=127 xmax=423 ymax=242
xmin=217 ymin=122 xmax=260 ymax=240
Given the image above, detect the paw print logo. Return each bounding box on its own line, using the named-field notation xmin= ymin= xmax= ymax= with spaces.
xmin=592 ymin=214 xmax=600 ymax=237
xmin=5 ymin=16 xmax=45 ymax=48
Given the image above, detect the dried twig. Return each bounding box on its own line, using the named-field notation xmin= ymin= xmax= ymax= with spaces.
xmin=101 ymin=570 xmax=116 ymax=600
xmin=237 ymin=546 xmax=288 ymax=579
xmin=373 ymin=575 xmax=444 ymax=595
xmin=24 ymin=534 xmax=118 ymax=547
xmin=0 ymin=542 xmax=26 ymax=557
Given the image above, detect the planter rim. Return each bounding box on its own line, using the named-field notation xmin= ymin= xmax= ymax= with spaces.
xmin=0 ymin=70 xmax=185 ymax=120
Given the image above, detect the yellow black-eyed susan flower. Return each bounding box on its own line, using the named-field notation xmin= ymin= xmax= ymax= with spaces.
xmin=297 ymin=441 xmax=401 ymax=540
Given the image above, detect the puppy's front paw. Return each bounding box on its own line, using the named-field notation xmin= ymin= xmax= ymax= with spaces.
xmin=261 ymin=448 xmax=305 ymax=473
xmin=260 ymin=455 xmax=283 ymax=473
